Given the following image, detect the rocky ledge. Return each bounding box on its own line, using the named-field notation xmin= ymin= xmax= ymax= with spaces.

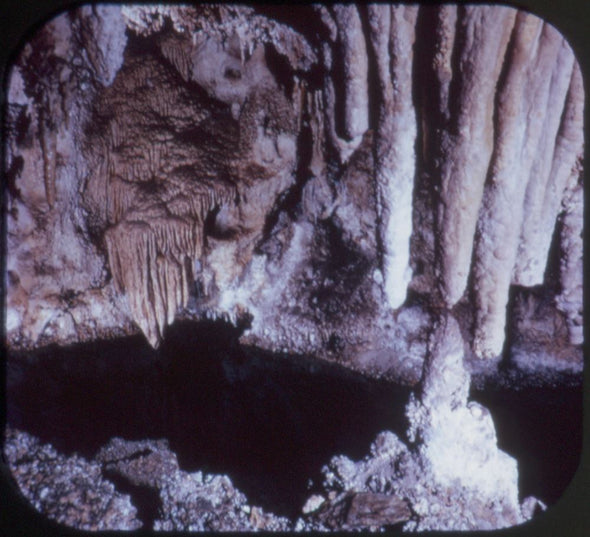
xmin=4 ymin=3 xmax=583 ymax=379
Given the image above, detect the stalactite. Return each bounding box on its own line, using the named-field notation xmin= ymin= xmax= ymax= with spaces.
xmin=105 ymin=216 xmax=202 ymax=348
xmin=330 ymin=5 xmax=368 ymax=143
xmin=435 ymin=6 xmax=516 ymax=307
xmin=432 ymin=5 xmax=457 ymax=120
xmin=159 ymin=34 xmax=192 ymax=82
xmin=513 ymin=52 xmax=581 ymax=287
xmin=100 ymin=161 xmax=235 ymax=347
xmin=322 ymin=45 xmax=360 ymax=165
xmin=367 ymin=4 xmax=418 ymax=310
xmin=8 ymin=4 xmax=584 ymax=365
xmin=471 ymin=13 xmax=545 ymax=359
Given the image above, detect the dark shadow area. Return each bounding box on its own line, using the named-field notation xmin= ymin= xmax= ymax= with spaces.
xmin=102 ymin=469 xmax=161 ymax=529
xmin=470 ymin=385 xmax=583 ymax=505
xmin=6 ymin=319 xmax=411 ymax=518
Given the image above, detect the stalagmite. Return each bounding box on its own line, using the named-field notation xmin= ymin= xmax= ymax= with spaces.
xmin=472 ymin=13 xmax=547 ymax=359
xmin=435 ymin=6 xmax=516 ymax=307
xmin=367 ymin=4 xmax=418 ymax=309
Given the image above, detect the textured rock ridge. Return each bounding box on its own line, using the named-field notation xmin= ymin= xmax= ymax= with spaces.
xmin=4 ymin=4 xmax=584 ymax=375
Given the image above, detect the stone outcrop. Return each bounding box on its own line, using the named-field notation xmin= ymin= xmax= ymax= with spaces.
xmin=4 ymin=427 xmax=142 ymax=531
xmin=4 ymin=4 xmax=583 ymax=377
xmin=4 ymin=429 xmax=291 ymax=531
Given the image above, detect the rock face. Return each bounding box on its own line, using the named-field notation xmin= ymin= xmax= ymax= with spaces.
xmin=3 ymin=6 xmax=584 ymax=372
xmin=3 ymin=427 xmax=142 ymax=531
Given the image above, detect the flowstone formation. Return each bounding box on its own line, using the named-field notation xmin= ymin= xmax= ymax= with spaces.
xmin=82 ymin=23 xmax=297 ymax=346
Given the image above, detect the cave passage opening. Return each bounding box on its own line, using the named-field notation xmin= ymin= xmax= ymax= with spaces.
xmin=5 ymin=319 xmax=583 ymax=519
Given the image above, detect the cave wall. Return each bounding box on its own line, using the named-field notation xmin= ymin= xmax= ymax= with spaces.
xmin=4 ymin=4 xmax=584 ymax=382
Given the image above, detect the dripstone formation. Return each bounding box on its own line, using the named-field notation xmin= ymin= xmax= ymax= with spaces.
xmin=3 ymin=3 xmax=584 ymax=533
xmin=5 ymin=4 xmax=582 ymax=377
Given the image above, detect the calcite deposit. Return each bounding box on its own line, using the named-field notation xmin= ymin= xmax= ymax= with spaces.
xmin=2 ymin=2 xmax=585 ymax=533
xmin=300 ymin=316 xmax=546 ymax=531
xmin=4 ymin=3 xmax=582 ymax=374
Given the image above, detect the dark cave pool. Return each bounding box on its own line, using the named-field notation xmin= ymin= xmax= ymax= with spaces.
xmin=4 ymin=320 xmax=584 ymax=521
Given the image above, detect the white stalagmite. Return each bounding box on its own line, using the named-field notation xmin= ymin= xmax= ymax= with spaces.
xmin=472 ymin=13 xmax=556 ymax=359
xmin=436 ymin=6 xmax=516 ymax=307
xmin=409 ymin=316 xmax=522 ymax=509
xmin=367 ymin=4 xmax=418 ymax=310
xmin=513 ymin=37 xmax=576 ymax=286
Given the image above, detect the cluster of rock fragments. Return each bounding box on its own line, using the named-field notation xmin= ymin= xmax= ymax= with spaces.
xmin=4 ymin=428 xmax=290 ymax=531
